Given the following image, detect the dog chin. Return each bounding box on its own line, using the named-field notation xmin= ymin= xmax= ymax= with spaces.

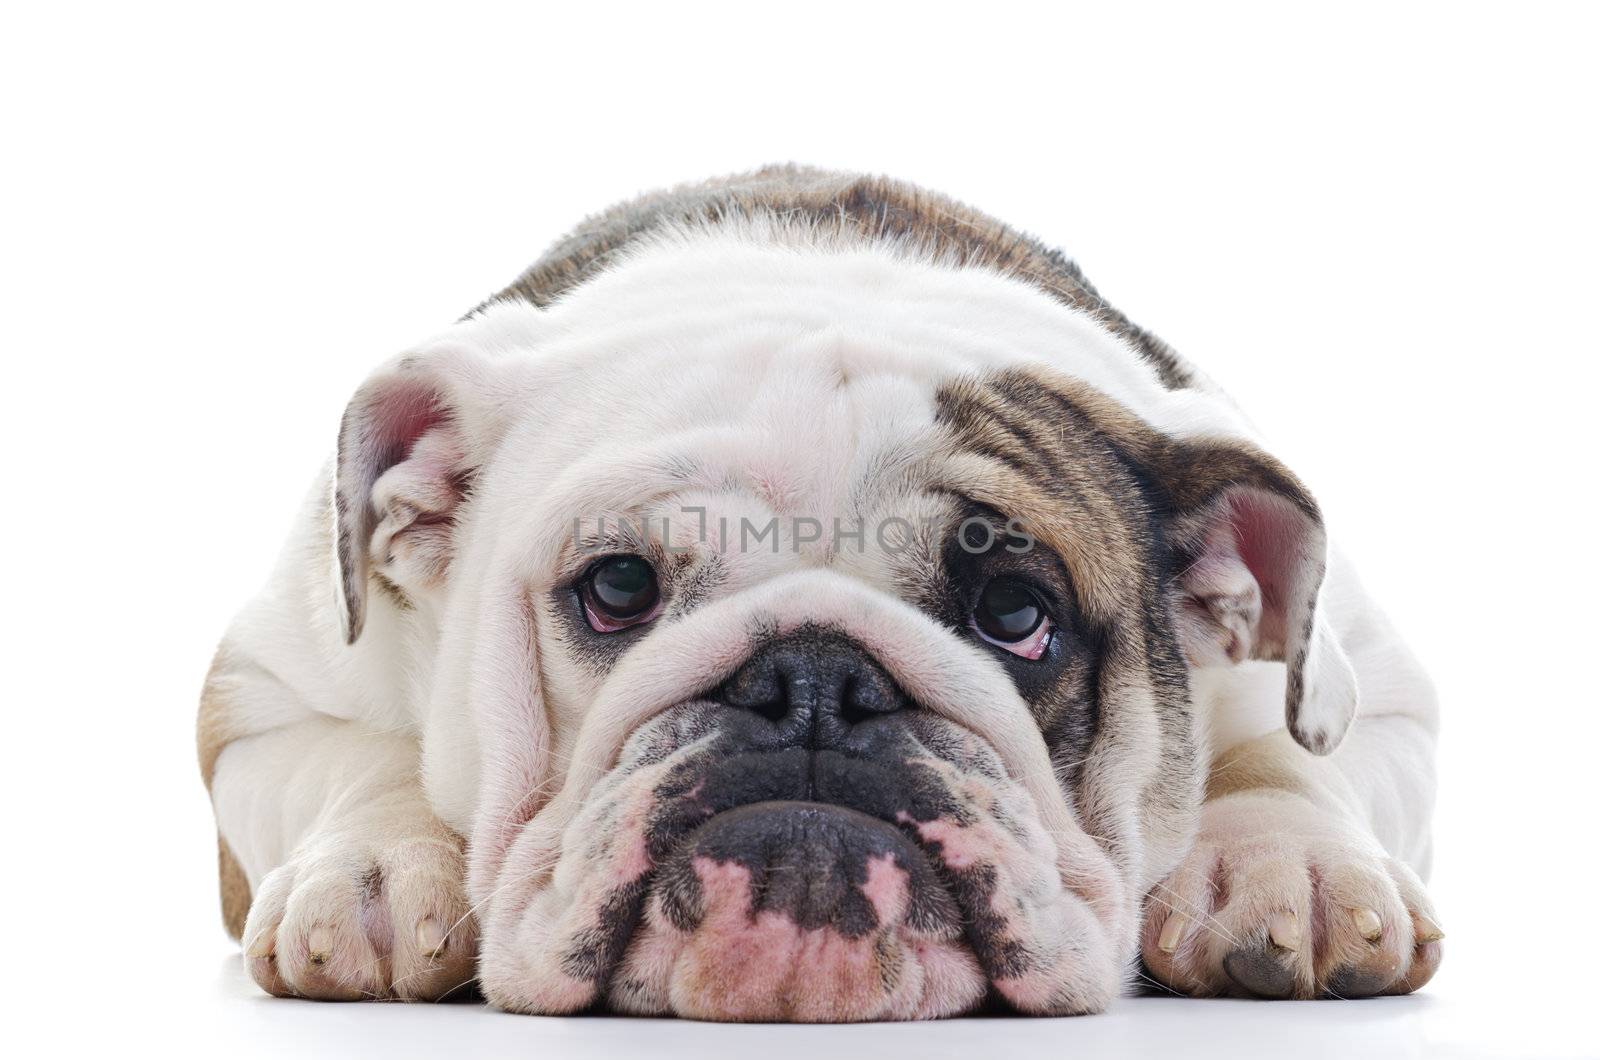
xmin=610 ymin=801 xmax=988 ymax=1021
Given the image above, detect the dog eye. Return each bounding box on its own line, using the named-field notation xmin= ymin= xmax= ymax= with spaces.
xmin=581 ymin=555 xmax=661 ymax=632
xmin=972 ymin=577 xmax=1053 ymax=659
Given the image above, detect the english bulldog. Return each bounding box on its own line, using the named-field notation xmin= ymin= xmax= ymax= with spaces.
xmin=198 ymin=165 xmax=1442 ymax=1019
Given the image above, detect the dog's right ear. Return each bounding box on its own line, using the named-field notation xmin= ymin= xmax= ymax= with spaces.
xmin=334 ymin=343 xmax=515 ymax=644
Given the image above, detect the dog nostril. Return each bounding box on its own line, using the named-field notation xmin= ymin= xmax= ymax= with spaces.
xmin=720 ymin=659 xmax=789 ymax=722
xmin=839 ymin=670 xmax=903 ymax=725
xmin=838 ymin=675 xmax=874 ymax=726
xmin=745 ymin=697 xmax=789 ymax=723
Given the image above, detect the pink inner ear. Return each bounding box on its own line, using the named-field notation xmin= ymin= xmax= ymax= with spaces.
xmin=1226 ymin=489 xmax=1310 ymax=652
xmin=368 ymin=379 xmax=448 ymax=467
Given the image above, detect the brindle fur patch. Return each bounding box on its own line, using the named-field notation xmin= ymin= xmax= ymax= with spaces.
xmin=475 ymin=164 xmax=1196 ymax=390
xmin=929 ymin=368 xmax=1208 ymax=885
xmin=927 ymin=364 xmax=1334 ymax=884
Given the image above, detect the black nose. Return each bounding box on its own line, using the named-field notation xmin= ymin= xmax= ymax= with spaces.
xmin=718 ymin=630 xmax=909 ymax=748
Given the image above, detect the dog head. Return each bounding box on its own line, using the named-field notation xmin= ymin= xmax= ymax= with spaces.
xmin=332 ymin=229 xmax=1357 ymax=1019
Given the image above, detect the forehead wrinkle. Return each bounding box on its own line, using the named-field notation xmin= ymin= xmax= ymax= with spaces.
xmin=728 ymin=364 xmax=938 ymax=524
xmin=500 ymin=435 xmax=724 ymax=587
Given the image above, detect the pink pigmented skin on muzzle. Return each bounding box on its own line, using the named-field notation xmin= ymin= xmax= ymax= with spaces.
xmin=474 ymin=576 xmax=1129 ymax=1020
xmin=610 ymin=823 xmax=988 ymax=1021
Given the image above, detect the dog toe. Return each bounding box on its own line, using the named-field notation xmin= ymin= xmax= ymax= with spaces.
xmin=1223 ymin=944 xmax=1298 ymax=999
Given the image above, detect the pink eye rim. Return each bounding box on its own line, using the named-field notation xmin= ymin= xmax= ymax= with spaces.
xmin=578 ymin=554 xmax=663 ymax=633
xmin=973 ymin=613 xmax=1054 ymax=659
xmin=582 ymin=590 xmax=662 ymax=632
xmin=970 ymin=575 xmax=1054 ymax=660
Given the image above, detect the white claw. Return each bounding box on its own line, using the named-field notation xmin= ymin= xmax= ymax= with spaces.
xmin=1353 ymin=907 xmax=1383 ymax=942
xmin=1158 ymin=914 xmax=1187 ymax=954
xmin=307 ymin=926 xmax=334 ymax=965
xmin=1415 ymin=915 xmax=1444 ymax=943
xmin=245 ymin=925 xmax=276 ymax=960
xmin=1269 ymin=911 xmax=1301 ymax=952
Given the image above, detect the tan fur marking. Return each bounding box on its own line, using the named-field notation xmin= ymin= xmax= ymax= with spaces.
xmin=1205 ymin=731 xmax=1316 ymax=801
xmin=197 ymin=643 xmax=253 ymax=936
xmin=196 ymin=643 xmax=243 ymax=789
xmin=217 ymin=833 xmax=251 ymax=940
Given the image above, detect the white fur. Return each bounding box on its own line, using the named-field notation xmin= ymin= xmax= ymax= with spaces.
xmin=207 ymin=224 xmax=1438 ymax=1008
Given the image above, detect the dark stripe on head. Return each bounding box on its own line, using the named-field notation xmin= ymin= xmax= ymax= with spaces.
xmin=473 ymin=165 xmax=1197 ymax=390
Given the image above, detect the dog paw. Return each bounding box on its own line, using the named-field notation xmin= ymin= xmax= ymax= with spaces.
xmin=240 ymin=817 xmax=477 ymax=1001
xmin=1140 ymin=792 xmax=1443 ymax=999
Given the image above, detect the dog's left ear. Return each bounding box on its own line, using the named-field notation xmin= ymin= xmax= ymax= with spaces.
xmin=1162 ymin=440 xmax=1358 ymax=754
xmin=334 ymin=345 xmax=512 ymax=644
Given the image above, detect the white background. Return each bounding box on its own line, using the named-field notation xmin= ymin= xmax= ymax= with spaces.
xmin=3 ymin=3 xmax=1596 ymax=1057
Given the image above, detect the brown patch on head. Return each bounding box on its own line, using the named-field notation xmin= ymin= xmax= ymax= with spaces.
xmin=932 ymin=363 xmax=1352 ymax=768
xmin=930 ymin=367 xmax=1200 ymax=878
xmin=931 ymin=368 xmax=1170 ymax=624
xmin=933 ymin=365 xmax=1320 ymax=605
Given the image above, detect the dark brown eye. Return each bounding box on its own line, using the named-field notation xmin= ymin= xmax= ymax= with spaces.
xmin=971 ymin=577 xmax=1054 ymax=660
xmin=581 ymin=555 xmax=660 ymax=631
xmin=974 ymin=578 xmax=1043 ymax=642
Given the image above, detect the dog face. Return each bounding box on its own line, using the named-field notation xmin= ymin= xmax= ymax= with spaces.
xmin=333 ymin=233 xmax=1357 ymax=1019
